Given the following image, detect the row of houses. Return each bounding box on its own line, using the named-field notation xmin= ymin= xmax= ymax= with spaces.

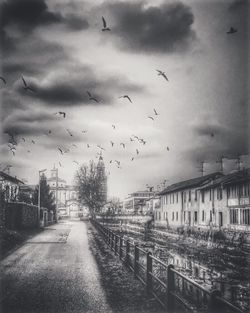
xmin=120 ymin=169 xmax=250 ymax=231
xmin=156 ymin=169 xmax=250 ymax=231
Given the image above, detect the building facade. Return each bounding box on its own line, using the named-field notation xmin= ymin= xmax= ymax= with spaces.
xmin=157 ymin=170 xmax=250 ymax=231
xmin=123 ymin=190 xmax=156 ymax=214
xmin=47 ymin=166 xmax=79 ymax=217
xmin=0 ymin=171 xmax=24 ymax=202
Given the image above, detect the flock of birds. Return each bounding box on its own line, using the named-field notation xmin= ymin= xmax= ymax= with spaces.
xmin=0 ymin=15 xmax=239 ymax=176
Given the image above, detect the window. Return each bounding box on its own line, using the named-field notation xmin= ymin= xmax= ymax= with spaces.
xmin=176 ymin=193 xmax=178 ymax=203
xmin=194 ymin=211 xmax=198 ymax=223
xmin=176 ymin=212 xmax=178 ymax=221
xmin=230 ymin=209 xmax=238 ymax=224
xmin=210 ymin=210 xmax=212 ymax=222
xmin=194 ymin=190 xmax=197 ymax=201
xmin=159 ymin=212 xmax=161 ymax=220
xmin=202 ymin=210 xmax=205 ymax=222
xmin=165 ymin=212 xmax=168 ymax=220
xmin=240 ymin=209 xmax=250 ymax=225
xmin=172 ymin=212 xmax=174 ymax=221
xmin=173 ymin=194 xmax=175 ymax=204
xmin=183 ymin=192 xmax=186 ymax=203
xmin=209 ymin=189 xmax=212 ymax=201
xmin=217 ymin=188 xmax=223 ymax=200
xmin=188 ymin=190 xmax=191 ymax=202
xmin=201 ymin=191 xmax=205 ymax=203
xmin=184 ymin=211 xmax=186 ymax=222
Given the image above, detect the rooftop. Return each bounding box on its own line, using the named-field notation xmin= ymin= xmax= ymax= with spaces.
xmin=158 ymin=172 xmax=222 ymax=195
xmin=0 ymin=171 xmax=24 ymax=185
xmin=199 ymin=168 xmax=250 ymax=190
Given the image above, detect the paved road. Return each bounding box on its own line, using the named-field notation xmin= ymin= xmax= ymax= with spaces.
xmin=0 ymin=220 xmax=113 ymax=313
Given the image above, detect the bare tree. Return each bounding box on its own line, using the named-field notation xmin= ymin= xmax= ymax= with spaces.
xmin=75 ymin=161 xmax=106 ymax=217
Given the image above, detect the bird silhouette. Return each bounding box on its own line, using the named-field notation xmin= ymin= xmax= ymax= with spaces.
xmin=31 ymin=140 xmax=35 ymax=144
xmin=58 ymin=111 xmax=66 ymax=118
xmin=227 ymin=27 xmax=237 ymax=34
xmin=110 ymin=160 xmax=112 ymax=164
xmin=73 ymin=161 xmax=79 ymax=165
xmin=115 ymin=160 xmax=121 ymax=166
xmin=154 ymin=108 xmax=159 ymax=116
xmin=156 ymin=70 xmax=169 ymax=82
xmin=58 ymin=148 xmax=64 ymax=155
xmin=97 ymin=145 xmax=105 ymax=151
xmin=0 ymin=76 xmax=6 ymax=84
xmin=136 ymin=149 xmax=139 ymax=155
xmin=21 ymin=76 xmax=36 ymax=92
xmin=27 ymin=150 xmax=31 ymax=153
xmin=166 ymin=146 xmax=170 ymax=151
xmin=110 ymin=141 xmax=114 ymax=147
xmin=82 ymin=130 xmax=87 ymax=133
xmin=119 ymin=95 xmax=132 ymax=103
xmin=130 ymin=137 xmax=134 ymax=142
xmin=72 ymin=144 xmax=78 ymax=148
xmin=87 ymin=144 xmax=90 ymax=148
xmin=112 ymin=124 xmax=116 ymax=130
xmin=211 ymin=133 xmax=215 ymax=138
xmin=102 ymin=16 xmax=111 ymax=31
xmin=66 ymin=129 xmax=73 ymax=136
xmin=131 ymin=157 xmax=134 ymax=161
xmin=148 ymin=116 xmax=154 ymax=121
xmin=87 ymin=91 xmax=99 ymax=103
xmin=120 ymin=143 xmax=125 ymax=148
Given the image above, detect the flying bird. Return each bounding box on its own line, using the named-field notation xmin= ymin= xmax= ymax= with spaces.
xmin=102 ymin=16 xmax=111 ymax=31
xmin=72 ymin=144 xmax=78 ymax=148
xmin=166 ymin=146 xmax=170 ymax=151
xmin=148 ymin=116 xmax=154 ymax=121
xmin=136 ymin=149 xmax=139 ymax=155
xmin=154 ymin=108 xmax=159 ymax=116
xmin=110 ymin=141 xmax=114 ymax=147
xmin=0 ymin=76 xmax=6 ymax=84
xmin=66 ymin=129 xmax=73 ymax=136
xmin=73 ymin=161 xmax=79 ymax=165
xmin=227 ymin=27 xmax=237 ymax=34
xmin=31 ymin=140 xmax=35 ymax=144
xmin=130 ymin=137 xmax=134 ymax=142
xmin=119 ymin=95 xmax=132 ymax=103
xmin=87 ymin=144 xmax=90 ymax=148
xmin=82 ymin=130 xmax=87 ymax=133
xmin=120 ymin=143 xmax=125 ymax=149
xmin=156 ymin=70 xmax=169 ymax=82
xmin=109 ymin=160 xmax=112 ymax=164
xmin=27 ymin=150 xmax=31 ymax=153
xmin=21 ymin=76 xmax=36 ymax=92
xmin=58 ymin=111 xmax=66 ymax=118
xmin=115 ymin=160 xmax=121 ymax=166
xmin=58 ymin=148 xmax=64 ymax=155
xmin=131 ymin=157 xmax=134 ymax=161
xmin=211 ymin=133 xmax=215 ymax=138
xmin=97 ymin=145 xmax=105 ymax=151
xmin=87 ymin=91 xmax=99 ymax=103
xmin=112 ymin=125 xmax=116 ymax=130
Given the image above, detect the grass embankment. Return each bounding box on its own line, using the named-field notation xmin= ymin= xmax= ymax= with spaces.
xmin=87 ymin=222 xmax=165 ymax=313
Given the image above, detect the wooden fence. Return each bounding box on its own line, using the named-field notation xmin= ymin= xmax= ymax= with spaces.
xmin=92 ymin=219 xmax=244 ymax=313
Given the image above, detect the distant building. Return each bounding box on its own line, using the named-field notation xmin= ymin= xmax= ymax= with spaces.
xmin=199 ymin=169 xmax=250 ymax=230
xmin=47 ymin=166 xmax=79 ymax=218
xmin=0 ymin=171 xmax=24 ymax=202
xmin=123 ymin=190 xmax=156 ymax=214
xmin=157 ymin=172 xmax=222 ymax=228
xmin=97 ymin=156 xmax=107 ymax=204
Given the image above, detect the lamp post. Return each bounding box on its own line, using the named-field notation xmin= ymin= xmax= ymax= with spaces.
xmin=38 ymin=168 xmax=47 ymax=226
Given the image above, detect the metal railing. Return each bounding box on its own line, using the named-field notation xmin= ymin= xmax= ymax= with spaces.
xmin=92 ymin=219 xmax=244 ymax=313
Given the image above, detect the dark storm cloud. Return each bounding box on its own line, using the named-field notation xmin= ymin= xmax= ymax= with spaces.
xmin=0 ymin=0 xmax=88 ymax=33
xmin=15 ymin=65 xmax=144 ymax=107
xmin=102 ymin=1 xmax=196 ymax=53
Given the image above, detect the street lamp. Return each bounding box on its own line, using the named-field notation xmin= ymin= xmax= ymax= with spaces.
xmin=38 ymin=169 xmax=47 ymax=226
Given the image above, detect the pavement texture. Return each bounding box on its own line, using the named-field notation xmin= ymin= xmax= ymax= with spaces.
xmin=0 ymin=220 xmax=113 ymax=313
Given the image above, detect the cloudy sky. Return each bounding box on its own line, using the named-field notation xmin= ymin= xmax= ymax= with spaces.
xmin=0 ymin=0 xmax=249 ymax=198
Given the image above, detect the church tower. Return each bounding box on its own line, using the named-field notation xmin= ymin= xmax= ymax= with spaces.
xmin=97 ymin=155 xmax=107 ymax=204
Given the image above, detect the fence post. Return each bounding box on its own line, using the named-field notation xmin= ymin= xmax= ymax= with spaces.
xmin=146 ymin=252 xmax=153 ymax=294
xmin=134 ymin=245 xmax=139 ymax=278
xmin=119 ymin=236 xmax=123 ymax=259
xmin=208 ymin=290 xmax=222 ymax=313
xmin=115 ymin=235 xmax=118 ymax=255
xmin=125 ymin=240 xmax=130 ymax=266
xmin=167 ymin=264 xmax=175 ymax=312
